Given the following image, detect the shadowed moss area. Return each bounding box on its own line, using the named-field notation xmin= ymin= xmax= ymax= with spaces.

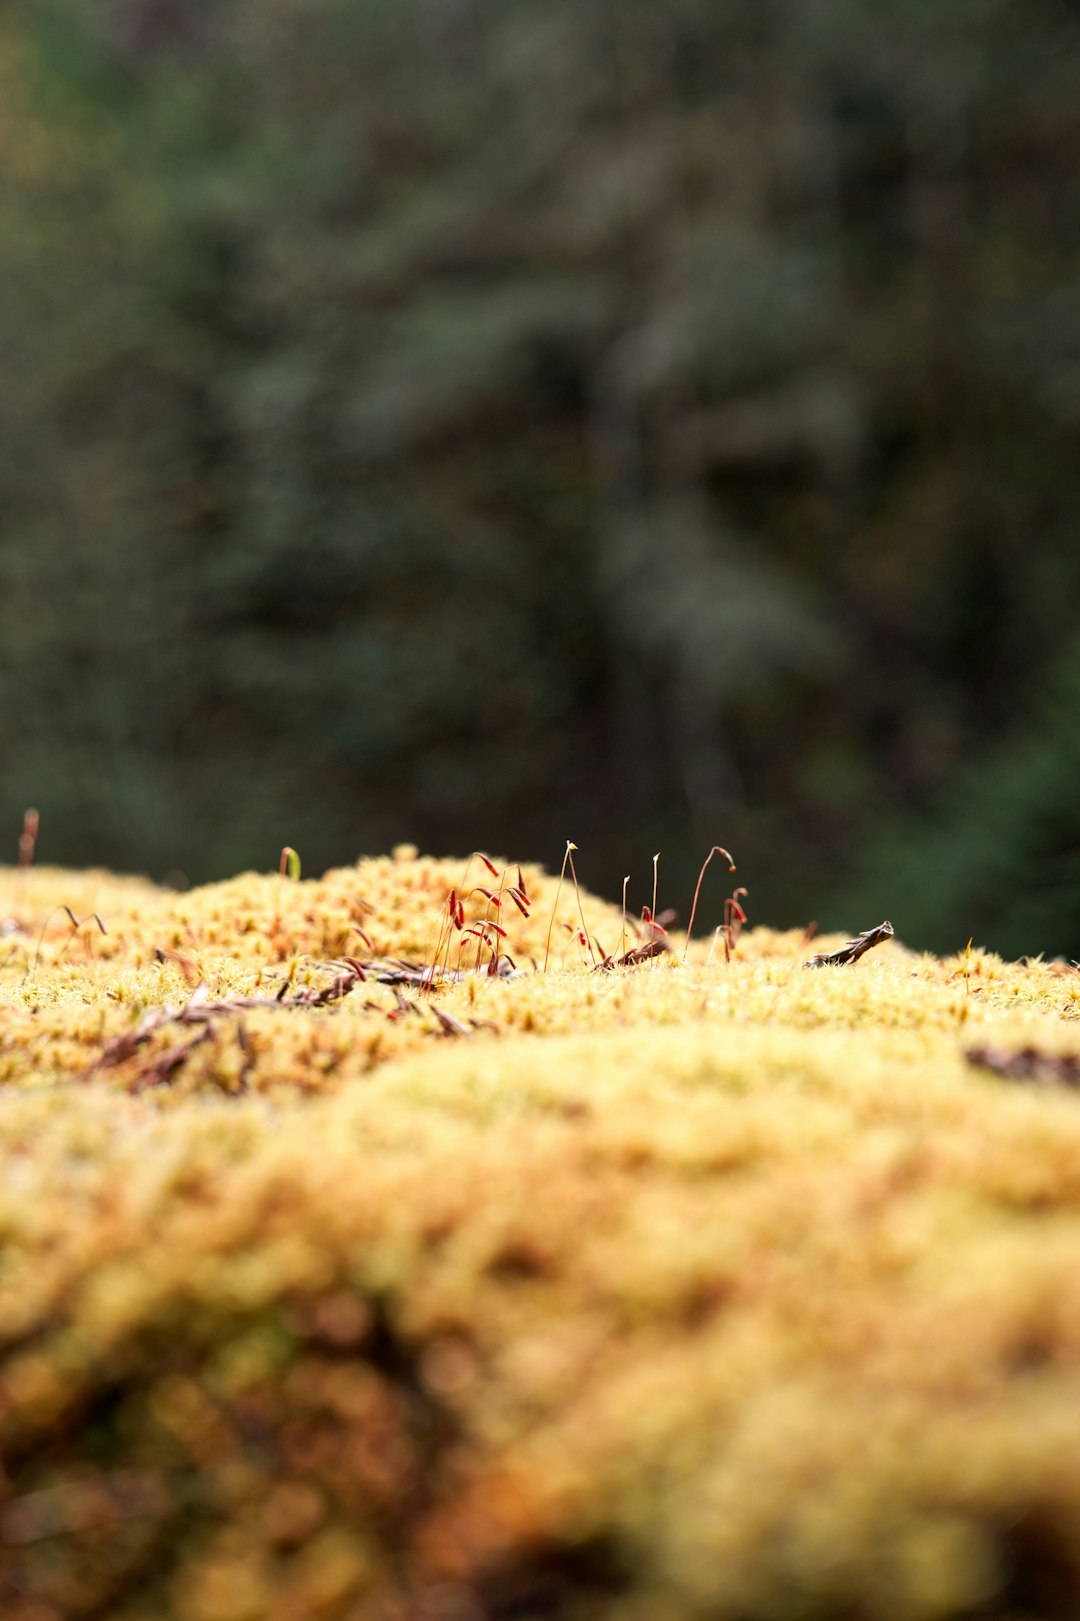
xmin=2 ymin=854 xmax=1080 ymax=1620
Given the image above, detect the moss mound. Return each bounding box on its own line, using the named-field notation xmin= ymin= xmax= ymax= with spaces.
xmin=2 ymin=853 xmax=1080 ymax=1620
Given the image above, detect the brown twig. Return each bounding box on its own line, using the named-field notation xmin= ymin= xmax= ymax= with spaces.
xmin=129 ymin=1029 xmax=215 ymax=1094
xmin=373 ymin=957 xmax=520 ymax=986
xmin=93 ymin=962 xmax=368 ymax=1071
xmin=596 ymin=938 xmax=670 ymax=971
xmin=92 ymin=950 xmax=499 ymax=1085
xmin=966 ymin=1044 xmax=1080 ymax=1090
xmin=805 ymin=920 xmax=894 ymax=968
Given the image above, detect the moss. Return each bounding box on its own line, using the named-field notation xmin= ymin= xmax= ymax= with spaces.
xmin=2 ymin=855 xmax=1080 ymax=1618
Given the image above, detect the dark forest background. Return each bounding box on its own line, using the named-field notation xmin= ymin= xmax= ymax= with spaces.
xmin=1 ymin=0 xmax=1078 ymax=958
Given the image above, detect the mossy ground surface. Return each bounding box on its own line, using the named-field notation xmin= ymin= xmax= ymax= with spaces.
xmin=2 ymin=852 xmax=1080 ymax=1621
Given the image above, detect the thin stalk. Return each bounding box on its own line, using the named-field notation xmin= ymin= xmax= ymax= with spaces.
xmin=543 ymin=841 xmax=576 ymax=972
xmin=684 ymin=846 xmax=736 ymax=963
xmin=566 ymin=845 xmax=598 ymax=967
xmin=18 ymin=807 xmax=38 ymax=910
xmin=651 ymin=854 xmax=660 ymax=969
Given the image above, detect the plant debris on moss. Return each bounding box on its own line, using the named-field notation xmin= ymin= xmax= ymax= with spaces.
xmin=2 ymin=850 xmax=1080 ymax=1621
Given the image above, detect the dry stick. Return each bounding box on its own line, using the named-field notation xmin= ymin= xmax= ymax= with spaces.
xmin=805 ymin=920 xmax=894 ymax=968
xmin=597 ymin=937 xmax=668 ymax=971
xmin=431 ymin=1004 xmax=473 ymax=1038
xmin=966 ymin=1043 xmax=1080 ymax=1089
xmin=95 ymin=961 xmax=370 ymax=1073
xmin=619 ymin=875 xmax=630 ymax=964
xmin=683 ymin=846 xmax=736 ymax=963
xmin=129 ymin=1028 xmax=214 ymax=1094
xmin=543 ymin=841 xmax=576 ymax=972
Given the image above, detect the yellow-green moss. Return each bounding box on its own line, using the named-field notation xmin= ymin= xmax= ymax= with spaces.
xmin=1 ymin=854 xmax=1080 ymax=1619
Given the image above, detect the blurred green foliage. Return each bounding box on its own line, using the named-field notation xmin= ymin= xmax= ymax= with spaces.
xmin=1 ymin=0 xmax=1078 ymax=955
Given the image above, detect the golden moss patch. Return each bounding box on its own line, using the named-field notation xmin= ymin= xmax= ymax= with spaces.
xmin=2 ymin=854 xmax=1080 ymax=1619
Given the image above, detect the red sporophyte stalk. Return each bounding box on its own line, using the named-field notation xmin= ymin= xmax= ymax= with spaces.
xmin=423 ymin=855 xmax=531 ymax=986
xmin=19 ymin=808 xmax=39 ymax=871
xmin=723 ymin=887 xmax=748 ymax=962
